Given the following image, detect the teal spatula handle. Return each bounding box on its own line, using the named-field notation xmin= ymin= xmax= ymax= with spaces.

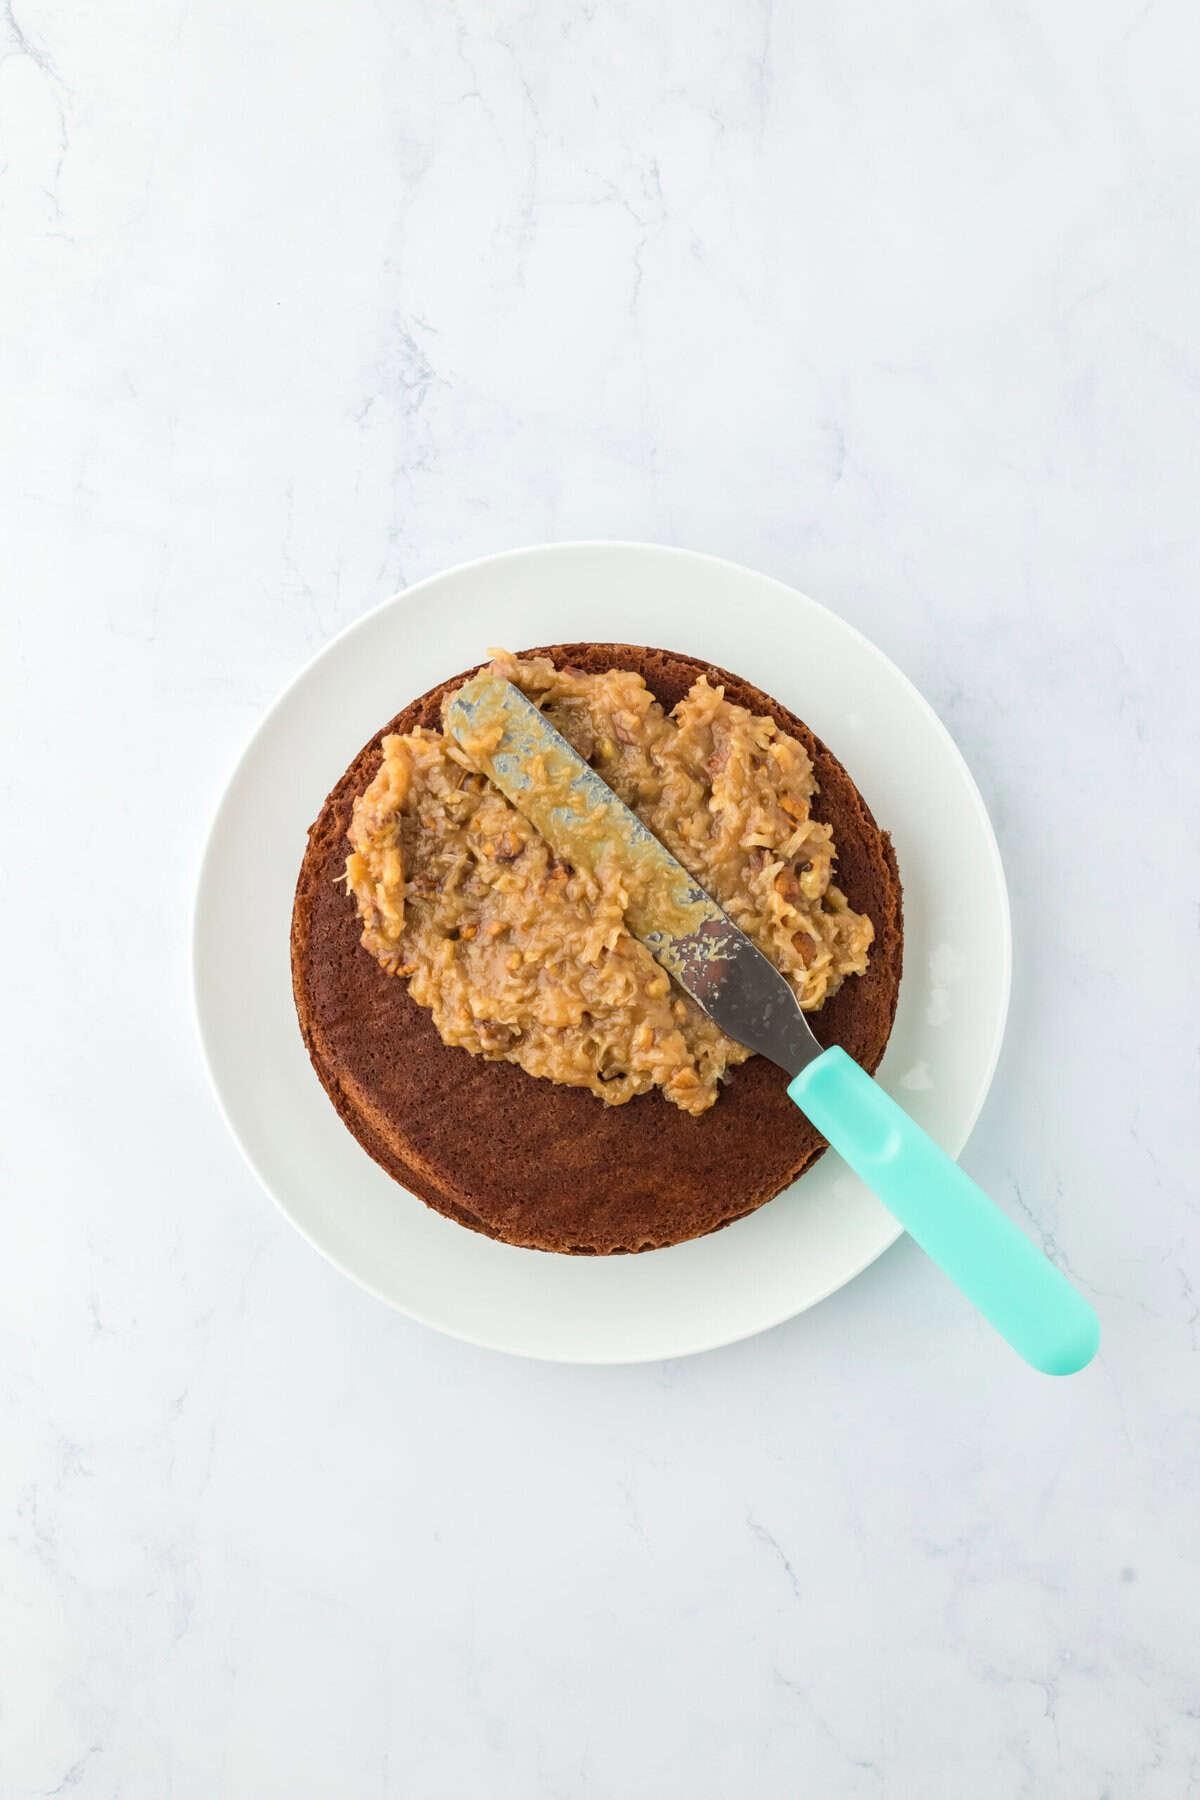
xmin=788 ymin=1047 xmax=1099 ymax=1375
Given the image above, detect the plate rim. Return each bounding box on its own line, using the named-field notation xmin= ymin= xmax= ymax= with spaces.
xmin=192 ymin=540 xmax=1012 ymax=1362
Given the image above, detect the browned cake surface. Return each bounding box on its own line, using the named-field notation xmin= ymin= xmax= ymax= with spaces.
xmin=290 ymin=643 xmax=904 ymax=1253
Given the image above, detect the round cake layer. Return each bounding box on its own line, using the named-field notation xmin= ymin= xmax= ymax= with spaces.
xmin=290 ymin=643 xmax=904 ymax=1253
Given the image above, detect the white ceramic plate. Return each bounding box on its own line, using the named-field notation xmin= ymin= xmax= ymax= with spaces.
xmin=194 ymin=543 xmax=1010 ymax=1362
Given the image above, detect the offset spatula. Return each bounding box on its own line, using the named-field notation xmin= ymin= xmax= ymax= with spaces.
xmin=446 ymin=677 xmax=1100 ymax=1375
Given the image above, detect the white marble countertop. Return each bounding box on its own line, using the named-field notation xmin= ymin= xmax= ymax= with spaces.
xmin=3 ymin=2 xmax=1198 ymax=1794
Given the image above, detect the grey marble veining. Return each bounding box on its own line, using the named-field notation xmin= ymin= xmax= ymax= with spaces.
xmin=2 ymin=1 xmax=1198 ymax=1794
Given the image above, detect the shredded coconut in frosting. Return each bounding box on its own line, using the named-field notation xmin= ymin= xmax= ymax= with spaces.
xmin=344 ymin=651 xmax=873 ymax=1114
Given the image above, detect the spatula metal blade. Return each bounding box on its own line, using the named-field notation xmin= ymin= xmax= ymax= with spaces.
xmin=444 ymin=676 xmax=821 ymax=1077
